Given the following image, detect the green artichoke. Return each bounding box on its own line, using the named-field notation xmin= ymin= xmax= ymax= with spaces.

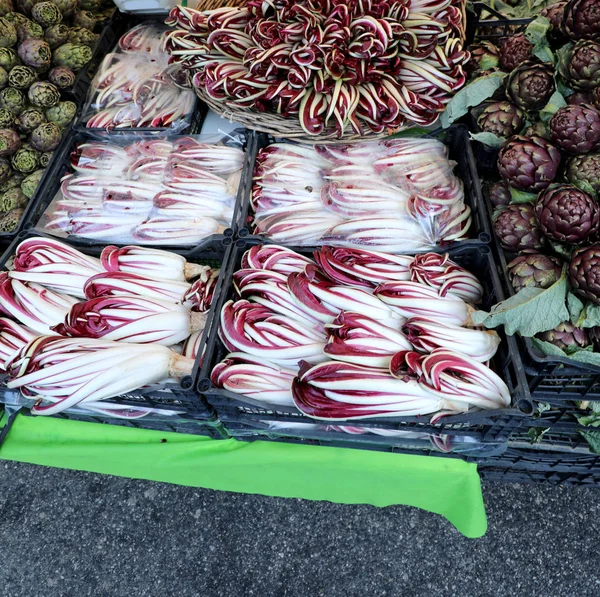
xmin=536 ymin=322 xmax=590 ymax=352
xmin=16 ymin=19 xmax=44 ymax=43
xmin=0 ymin=17 xmax=16 ymax=47
xmin=507 ymin=251 xmax=564 ymax=292
xmin=77 ymin=0 xmax=100 ymax=11
xmin=51 ymin=0 xmax=76 ymax=19
xmin=497 ymin=135 xmax=561 ymax=192
xmin=565 ymin=41 xmax=600 ymax=91
xmin=0 ymin=107 xmax=12 ymax=127
xmin=487 ymin=181 xmax=511 ymax=209
xmin=563 ymin=0 xmax=600 ymax=41
xmin=3 ymin=12 xmax=28 ymax=28
xmin=0 ymin=206 xmax=24 ymax=231
xmin=52 ymin=43 xmax=91 ymax=71
xmin=67 ymin=26 xmax=98 ymax=47
xmin=39 ymin=149 xmax=51 ymax=166
xmin=44 ymin=23 xmax=68 ymax=49
xmin=11 ymin=145 xmax=39 ymax=172
xmin=0 ymin=87 xmax=25 ymax=114
xmin=18 ymin=38 xmax=51 ymax=69
xmin=0 ymin=0 xmax=12 ymax=16
xmin=570 ymin=244 xmax=600 ymax=304
xmin=73 ymin=10 xmax=95 ymax=30
xmin=31 ymin=1 xmax=62 ymax=26
xmin=465 ymin=41 xmax=499 ymax=74
xmin=0 ymin=171 xmax=22 ymax=192
xmin=20 ymin=166 xmax=43 ymax=198
xmin=499 ymin=34 xmax=533 ymax=72
xmin=506 ymin=62 xmax=556 ymax=112
xmin=7 ymin=65 xmax=36 ymax=89
xmin=44 ymin=99 xmax=74 ymax=127
xmin=17 ymin=107 xmax=45 ymax=133
xmin=0 ymin=185 xmax=26 ymax=210
xmin=0 ymin=47 xmax=18 ymax=70
xmin=494 ymin=204 xmax=545 ymax=251
xmin=535 ymin=184 xmax=599 ymax=244
xmin=30 ymin=121 xmax=60 ymax=151
xmin=0 ymin=127 xmax=20 ymax=156
xmin=566 ymin=154 xmax=600 ymax=196
xmin=47 ymin=65 xmax=73 ymax=88
xmin=0 ymin=155 xmax=10 ymax=182
xmin=549 ymin=105 xmax=600 ymax=154
xmin=27 ymin=80 xmax=60 ymax=108
xmin=477 ymin=102 xmax=525 ymax=138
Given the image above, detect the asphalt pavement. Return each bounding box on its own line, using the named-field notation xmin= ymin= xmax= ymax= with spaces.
xmin=1 ymin=460 xmax=598 ymax=597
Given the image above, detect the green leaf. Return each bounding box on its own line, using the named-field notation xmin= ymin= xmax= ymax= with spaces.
xmin=527 ymin=427 xmax=549 ymax=443
xmin=479 ymin=54 xmax=500 ymax=71
xmin=439 ymin=73 xmax=506 ymax=128
xmin=556 ymin=42 xmax=574 ymax=81
xmin=539 ymin=91 xmax=567 ymax=123
xmin=568 ymin=293 xmax=584 ymax=324
xmin=536 ymin=402 xmax=552 ymax=414
xmin=580 ymin=430 xmax=600 ymax=454
xmin=509 ymin=187 xmax=538 ymax=204
xmin=388 ymin=125 xmax=440 ymax=139
xmin=525 ymin=16 xmax=551 ymax=45
xmin=570 ymin=350 xmax=600 ymax=367
xmin=469 ymin=131 xmax=504 ymax=147
xmin=472 ymin=269 xmax=569 ymax=336
xmin=531 ymin=337 xmax=569 ymax=357
xmin=572 ymin=178 xmax=597 ymax=197
xmin=576 ymin=413 xmax=600 ymax=427
xmin=579 ymin=302 xmax=600 ymax=328
xmin=548 ymin=241 xmax=574 ymax=261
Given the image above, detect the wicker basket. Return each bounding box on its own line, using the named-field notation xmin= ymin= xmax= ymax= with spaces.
xmin=195 ymin=88 xmax=413 ymax=144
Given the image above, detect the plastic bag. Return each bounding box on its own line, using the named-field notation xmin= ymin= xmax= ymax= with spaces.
xmin=251 ymin=138 xmax=472 ymax=252
xmin=37 ymin=133 xmax=245 ymax=245
xmin=82 ymin=23 xmax=196 ymax=131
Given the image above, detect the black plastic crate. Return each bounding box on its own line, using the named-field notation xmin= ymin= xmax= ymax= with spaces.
xmin=472 ymin=2 xmax=533 ymax=42
xmin=197 ymin=239 xmax=532 ymax=437
xmin=238 ymin=125 xmax=492 ymax=252
xmin=0 ymin=229 xmax=234 ymax=417
xmin=479 ymin=467 xmax=600 ymax=486
xmin=24 ymin=129 xmax=255 ymax=252
xmin=75 ymin=13 xmax=206 ymax=136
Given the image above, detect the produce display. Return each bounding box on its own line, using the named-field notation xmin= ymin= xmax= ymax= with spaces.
xmin=164 ymin=0 xmax=469 ymax=137
xmin=0 ymin=236 xmax=219 ymax=414
xmin=250 ymin=137 xmax=471 ymax=250
xmin=38 ymin=135 xmax=244 ymax=244
xmin=0 ymin=0 xmax=112 ymax=232
xmin=210 ymin=244 xmax=510 ymax=421
xmin=83 ymin=22 xmax=196 ymax=130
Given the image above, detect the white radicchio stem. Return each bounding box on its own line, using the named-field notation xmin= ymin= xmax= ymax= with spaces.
xmin=324 ymin=312 xmax=411 ymax=368
xmin=6 ymin=336 xmax=194 ymax=416
xmin=241 ymin=244 xmax=315 ymax=275
xmin=10 ymin=237 xmax=104 ymax=298
xmin=53 ymin=295 xmax=207 ymax=346
xmin=212 ymin=353 xmax=296 ymax=406
xmin=0 ymin=273 xmax=78 ymax=335
xmin=0 ymin=317 xmax=36 ymax=371
xmin=100 ymin=245 xmax=210 ymax=281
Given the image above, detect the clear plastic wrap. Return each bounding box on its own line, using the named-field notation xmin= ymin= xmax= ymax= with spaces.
xmin=231 ymin=420 xmax=507 ymax=457
xmin=251 ymin=138 xmax=472 ymax=252
xmin=81 ymin=23 xmax=197 ymax=131
xmin=37 ymin=134 xmax=245 ymax=245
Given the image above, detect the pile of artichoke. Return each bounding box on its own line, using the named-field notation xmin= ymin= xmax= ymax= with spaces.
xmin=466 ymin=0 xmax=600 ymax=353
xmin=0 ymin=0 xmax=112 ymax=232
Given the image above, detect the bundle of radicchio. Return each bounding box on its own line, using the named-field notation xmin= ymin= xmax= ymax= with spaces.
xmin=164 ymin=0 xmax=469 ymax=137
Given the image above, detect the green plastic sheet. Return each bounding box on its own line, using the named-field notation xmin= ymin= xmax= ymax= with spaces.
xmin=0 ymin=414 xmax=487 ymax=538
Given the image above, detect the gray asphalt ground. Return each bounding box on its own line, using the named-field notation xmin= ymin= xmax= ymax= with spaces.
xmin=0 ymin=460 xmax=598 ymax=597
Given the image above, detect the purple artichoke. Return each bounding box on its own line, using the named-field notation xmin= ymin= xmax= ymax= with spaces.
xmin=541 ymin=2 xmax=568 ymax=43
xmin=465 ymin=41 xmax=499 ymax=74
xmin=566 ymin=153 xmax=600 ymax=196
xmin=494 ymin=204 xmax=545 ymax=251
xmin=565 ymin=40 xmax=600 ymax=91
xmin=506 ymin=62 xmax=556 ymax=112
xmin=563 ymin=0 xmax=600 ymax=41
xmin=570 ymin=244 xmax=600 ymax=304
xmin=497 ymin=135 xmax=561 ymax=192
xmin=477 ymin=101 xmax=525 ymax=138
xmin=0 ymin=128 xmax=20 ymax=156
xmin=499 ymin=34 xmax=533 ymax=72
xmin=535 ymin=184 xmax=600 ymax=243
xmin=536 ymin=322 xmax=590 ymax=352
xmin=594 ymin=87 xmax=600 ymax=110
xmin=567 ymin=91 xmax=594 ymax=106
xmin=18 ymin=38 xmax=51 ymax=69
xmin=507 ymin=251 xmax=563 ymax=292
xmin=549 ymin=104 xmax=600 ymax=154
xmin=487 ymin=180 xmax=512 ymax=209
